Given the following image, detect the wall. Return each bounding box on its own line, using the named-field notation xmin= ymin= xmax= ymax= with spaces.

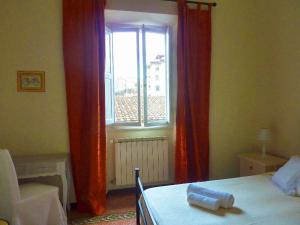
xmin=104 ymin=9 xmax=177 ymax=189
xmin=105 ymin=0 xmax=270 ymax=181
xmin=209 ymin=0 xmax=269 ymax=178
xmin=107 ymin=0 xmax=177 ymax=14
xmin=0 ymin=0 xmax=69 ymax=155
xmin=263 ymin=0 xmax=300 ymax=157
xmin=2 ymin=0 xmax=298 ymax=191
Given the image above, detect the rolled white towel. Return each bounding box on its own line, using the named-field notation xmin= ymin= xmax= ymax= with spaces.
xmin=187 ymin=192 xmax=221 ymax=211
xmin=187 ymin=183 xmax=234 ymax=208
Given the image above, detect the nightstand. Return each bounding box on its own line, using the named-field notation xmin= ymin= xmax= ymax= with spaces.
xmin=238 ymin=152 xmax=287 ymax=176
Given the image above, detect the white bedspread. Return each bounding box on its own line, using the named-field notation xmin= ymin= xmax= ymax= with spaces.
xmin=143 ymin=174 xmax=300 ymax=225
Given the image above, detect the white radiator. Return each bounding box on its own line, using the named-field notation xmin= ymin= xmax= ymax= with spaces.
xmin=115 ymin=137 xmax=169 ymax=186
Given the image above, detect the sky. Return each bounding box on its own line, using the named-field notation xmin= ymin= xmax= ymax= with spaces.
xmin=111 ymin=31 xmax=166 ymax=91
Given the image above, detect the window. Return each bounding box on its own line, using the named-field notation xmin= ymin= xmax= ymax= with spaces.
xmin=105 ymin=25 xmax=169 ymax=127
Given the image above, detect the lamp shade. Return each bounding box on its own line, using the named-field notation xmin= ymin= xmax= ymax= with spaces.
xmin=258 ymin=128 xmax=271 ymax=141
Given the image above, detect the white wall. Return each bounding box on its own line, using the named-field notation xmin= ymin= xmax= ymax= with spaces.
xmin=107 ymin=0 xmax=177 ymax=14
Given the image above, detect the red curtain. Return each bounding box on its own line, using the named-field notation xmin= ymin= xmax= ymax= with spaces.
xmin=176 ymin=0 xmax=212 ymax=183
xmin=63 ymin=0 xmax=106 ymax=214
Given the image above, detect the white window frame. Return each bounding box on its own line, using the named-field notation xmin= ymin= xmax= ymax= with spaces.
xmin=142 ymin=25 xmax=170 ymax=127
xmin=105 ymin=27 xmax=114 ymax=125
xmin=110 ymin=25 xmax=141 ymax=126
xmin=106 ymin=23 xmax=170 ymax=127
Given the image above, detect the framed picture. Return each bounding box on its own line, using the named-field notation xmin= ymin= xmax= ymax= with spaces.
xmin=17 ymin=71 xmax=45 ymax=92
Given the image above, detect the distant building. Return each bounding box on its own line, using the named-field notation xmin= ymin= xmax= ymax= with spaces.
xmin=115 ymin=77 xmax=137 ymax=96
xmin=147 ymin=54 xmax=166 ymax=96
xmin=113 ymin=54 xmax=167 ymax=122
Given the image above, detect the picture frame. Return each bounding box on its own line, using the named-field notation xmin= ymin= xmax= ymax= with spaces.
xmin=17 ymin=71 xmax=45 ymax=92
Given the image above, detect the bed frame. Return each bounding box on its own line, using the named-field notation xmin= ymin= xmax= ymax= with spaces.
xmin=135 ymin=168 xmax=157 ymax=225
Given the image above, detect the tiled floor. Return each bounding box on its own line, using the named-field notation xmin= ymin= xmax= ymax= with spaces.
xmin=106 ymin=189 xmax=136 ymax=213
xmin=68 ymin=189 xmax=136 ymax=221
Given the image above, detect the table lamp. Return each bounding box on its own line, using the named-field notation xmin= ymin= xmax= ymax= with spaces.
xmin=258 ymin=128 xmax=271 ymax=157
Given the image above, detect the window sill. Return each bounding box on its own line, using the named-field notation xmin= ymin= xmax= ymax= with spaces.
xmin=106 ymin=124 xmax=171 ymax=131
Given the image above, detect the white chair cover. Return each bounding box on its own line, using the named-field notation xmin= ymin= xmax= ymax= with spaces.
xmin=0 ymin=149 xmax=21 ymax=222
xmin=0 ymin=149 xmax=67 ymax=225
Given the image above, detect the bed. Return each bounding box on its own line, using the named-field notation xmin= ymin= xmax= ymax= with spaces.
xmin=135 ymin=169 xmax=300 ymax=225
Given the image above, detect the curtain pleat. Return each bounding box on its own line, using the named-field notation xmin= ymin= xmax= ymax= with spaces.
xmin=63 ymin=0 xmax=106 ymax=214
xmin=176 ymin=0 xmax=212 ymax=183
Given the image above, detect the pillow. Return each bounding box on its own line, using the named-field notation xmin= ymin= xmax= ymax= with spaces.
xmin=272 ymin=156 xmax=300 ymax=196
xmin=297 ymin=179 xmax=300 ymax=196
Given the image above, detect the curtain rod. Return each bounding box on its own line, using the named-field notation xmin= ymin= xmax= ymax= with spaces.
xmin=162 ymin=0 xmax=217 ymax=7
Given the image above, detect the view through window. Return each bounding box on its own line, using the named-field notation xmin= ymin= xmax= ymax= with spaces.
xmin=105 ymin=25 xmax=169 ymax=126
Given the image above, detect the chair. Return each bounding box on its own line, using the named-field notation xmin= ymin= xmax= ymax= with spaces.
xmin=0 ymin=149 xmax=67 ymax=225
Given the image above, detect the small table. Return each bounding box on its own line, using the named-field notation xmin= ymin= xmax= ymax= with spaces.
xmin=238 ymin=152 xmax=287 ymax=176
xmin=13 ymin=154 xmax=69 ymax=212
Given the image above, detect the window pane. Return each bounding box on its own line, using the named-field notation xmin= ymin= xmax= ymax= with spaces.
xmin=105 ymin=78 xmax=113 ymax=124
xmin=113 ymin=32 xmax=139 ymax=123
xmin=105 ymin=32 xmax=111 ymax=74
xmin=105 ymin=30 xmax=114 ymax=124
xmin=145 ymin=31 xmax=168 ymax=122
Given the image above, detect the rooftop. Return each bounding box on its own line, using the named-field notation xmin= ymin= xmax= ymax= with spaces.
xmin=115 ymin=96 xmax=167 ymax=123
